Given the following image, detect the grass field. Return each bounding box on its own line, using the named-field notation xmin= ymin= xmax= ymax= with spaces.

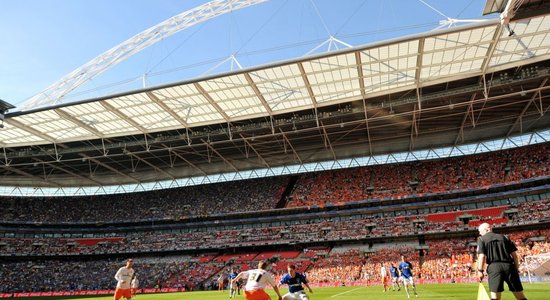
xmin=21 ymin=283 xmax=550 ymax=300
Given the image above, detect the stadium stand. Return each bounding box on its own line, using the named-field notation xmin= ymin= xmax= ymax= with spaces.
xmin=0 ymin=143 xmax=549 ymax=294
xmin=0 ymin=177 xmax=289 ymax=223
xmin=287 ymin=143 xmax=549 ymax=208
xmin=0 ymin=143 xmax=548 ymax=224
xmin=1 ymin=196 xmax=549 ymax=257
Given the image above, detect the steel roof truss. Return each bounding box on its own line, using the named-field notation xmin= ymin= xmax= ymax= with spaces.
xmin=240 ymin=134 xmax=270 ymax=168
xmin=320 ymin=122 xmax=337 ymax=160
xmin=279 ymin=129 xmax=303 ymax=164
xmin=1 ymin=164 xmax=60 ymax=187
xmin=507 ymin=78 xmax=549 ymax=136
xmin=126 ymin=151 xmax=175 ymax=180
xmin=80 ymin=155 xmax=140 ymax=183
xmin=2 ymin=147 xmax=10 ymax=166
xmin=297 ymin=62 xmax=319 ymax=127
xmin=169 ymin=148 xmax=208 ymax=176
xmin=33 ymin=158 xmax=101 ymax=185
xmin=409 ymin=103 xmax=419 ymax=151
xmin=355 ymin=51 xmax=366 ymax=99
xmin=201 ymin=139 xmax=238 ymax=171
xmin=455 ymin=93 xmax=478 ymax=145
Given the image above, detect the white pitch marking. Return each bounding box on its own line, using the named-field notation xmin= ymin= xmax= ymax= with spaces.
xmin=330 ymin=287 xmax=365 ymax=298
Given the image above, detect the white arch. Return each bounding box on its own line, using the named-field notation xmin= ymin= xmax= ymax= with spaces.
xmin=20 ymin=0 xmax=269 ymax=111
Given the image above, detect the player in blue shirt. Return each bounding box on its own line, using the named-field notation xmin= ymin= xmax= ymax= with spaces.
xmin=398 ymin=256 xmax=418 ymax=298
xmin=279 ymin=264 xmax=313 ymax=300
xmin=389 ymin=263 xmax=401 ymax=291
xmin=228 ymin=269 xmax=238 ymax=299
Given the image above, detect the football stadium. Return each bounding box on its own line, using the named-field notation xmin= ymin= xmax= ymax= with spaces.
xmin=1 ymin=0 xmax=550 ymax=299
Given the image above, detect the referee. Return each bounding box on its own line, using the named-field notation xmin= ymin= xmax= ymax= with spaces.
xmin=476 ymin=222 xmax=527 ymax=300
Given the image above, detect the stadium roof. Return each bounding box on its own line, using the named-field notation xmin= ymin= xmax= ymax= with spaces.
xmin=4 ymin=13 xmax=550 ymax=147
xmin=1 ymin=1 xmax=550 ymax=188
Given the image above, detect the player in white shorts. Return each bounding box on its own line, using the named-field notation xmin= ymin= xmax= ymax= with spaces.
xmin=232 ymin=261 xmax=283 ymax=300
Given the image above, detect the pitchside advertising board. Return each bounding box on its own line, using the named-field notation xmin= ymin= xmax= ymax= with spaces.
xmin=0 ymin=288 xmax=184 ymax=298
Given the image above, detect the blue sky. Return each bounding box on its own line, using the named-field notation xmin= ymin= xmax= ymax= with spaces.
xmin=0 ymin=0 xmax=496 ymax=110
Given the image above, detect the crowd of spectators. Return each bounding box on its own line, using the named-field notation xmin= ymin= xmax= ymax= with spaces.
xmin=421 ymin=238 xmax=474 ymax=280
xmin=288 ymin=143 xmax=549 ymax=207
xmin=2 ymin=198 xmax=548 ymax=257
xmin=0 ymin=144 xmax=547 ymax=224
xmin=0 ymin=255 xmax=224 ymax=294
xmin=509 ymin=228 xmax=550 ymax=275
xmin=0 ymin=177 xmax=288 ymax=223
xmin=304 ymin=233 xmax=548 ymax=286
xmin=305 ymin=248 xmax=366 ymax=284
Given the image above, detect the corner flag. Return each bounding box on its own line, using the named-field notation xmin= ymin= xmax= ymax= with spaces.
xmin=477 ymin=283 xmax=490 ymax=300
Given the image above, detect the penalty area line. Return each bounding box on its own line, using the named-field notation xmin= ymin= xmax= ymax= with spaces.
xmin=330 ymin=287 xmax=365 ymax=298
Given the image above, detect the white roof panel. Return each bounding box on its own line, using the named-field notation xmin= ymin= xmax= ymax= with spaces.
xmin=187 ymin=112 xmax=225 ymax=124
xmin=360 ymin=40 xmax=419 ymax=95
xmin=0 ymin=125 xmax=47 ymax=145
xmin=99 ymin=120 xmax=139 ymax=134
xmin=251 ymin=65 xmax=310 ymax=110
xmin=304 ymin=53 xmax=360 ymax=103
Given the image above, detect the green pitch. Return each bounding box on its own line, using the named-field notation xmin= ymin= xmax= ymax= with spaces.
xmin=21 ymin=283 xmax=550 ymax=300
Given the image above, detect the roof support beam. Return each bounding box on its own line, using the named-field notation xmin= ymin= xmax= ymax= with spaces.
xmin=126 ymin=151 xmax=175 ymax=180
xmin=167 ymin=147 xmax=208 ymax=176
xmin=54 ymin=109 xmax=103 ymax=138
xmin=279 ymin=129 xmax=303 ymax=164
xmin=2 ymin=148 xmax=9 ymax=165
xmin=0 ymin=164 xmax=60 ymax=187
xmin=299 ymin=122 xmax=366 ymax=162
xmin=361 ymin=103 xmax=373 ymax=156
xmin=201 ymin=139 xmax=239 ymax=171
xmin=79 ymin=154 xmax=140 ymax=184
xmin=455 ymin=93 xmax=478 ymax=145
xmin=100 ymin=101 xmax=148 ymax=133
xmin=481 ymin=23 xmax=504 ymax=76
xmin=32 ymin=158 xmax=102 ymax=185
xmin=415 ymin=38 xmax=425 ymax=97
xmin=29 ymin=143 xmax=137 ymax=183
xmin=409 ymin=104 xmax=419 ymax=151
xmin=356 ymin=51 xmax=373 ymax=155
xmin=320 ymin=122 xmax=337 ymax=160
xmin=243 ymin=73 xmax=273 ymax=116
xmin=297 ymin=62 xmax=320 ymax=127
xmin=408 ymin=38 xmax=425 ymax=151
xmin=355 ymin=51 xmax=366 ymax=100
xmin=5 ymin=119 xmax=56 ymax=143
xmin=240 ymin=134 xmax=270 ymax=168
xmin=507 ymin=78 xmax=548 ymax=136
xmin=194 ymin=82 xmax=231 ymax=122
xmin=145 ymin=92 xmax=190 ymax=128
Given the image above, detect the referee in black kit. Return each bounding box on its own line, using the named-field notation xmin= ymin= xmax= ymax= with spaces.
xmin=476 ymin=222 xmax=527 ymax=300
